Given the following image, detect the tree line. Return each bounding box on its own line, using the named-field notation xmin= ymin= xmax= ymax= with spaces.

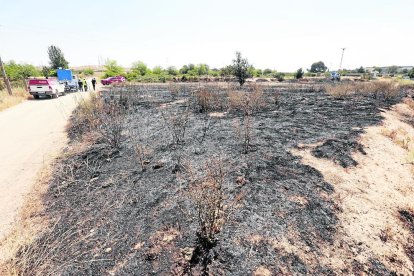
xmin=3 ymin=45 xmax=414 ymax=86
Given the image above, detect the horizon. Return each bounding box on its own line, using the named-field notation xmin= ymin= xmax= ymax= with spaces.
xmin=1 ymin=0 xmax=413 ymax=71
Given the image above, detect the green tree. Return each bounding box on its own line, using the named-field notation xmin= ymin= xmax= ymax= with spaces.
xmin=197 ymin=64 xmax=209 ymax=76
xmin=179 ymin=65 xmax=189 ymax=74
xmin=232 ymin=51 xmax=250 ymax=86
xmin=388 ymin=65 xmax=398 ymax=74
xmin=357 ymin=66 xmax=365 ymax=73
xmin=220 ymin=65 xmax=234 ymax=77
xmin=310 ymin=61 xmax=327 ymax=73
xmin=273 ymin=72 xmax=285 ymax=82
xmin=373 ymin=66 xmax=383 ymax=73
xmin=209 ymin=68 xmax=220 ymax=77
xmin=5 ymin=61 xmax=40 ymax=81
xmin=83 ymin=68 xmax=94 ymax=76
xmin=263 ymin=68 xmax=273 ymax=75
xmin=152 ymin=66 xmax=164 ymax=75
xmin=295 ymin=68 xmax=304 ymax=79
xmin=188 ymin=64 xmax=195 ymax=71
xmin=47 ymin=45 xmax=69 ymax=69
xmin=42 ymin=66 xmax=51 ymax=77
xmin=166 ymin=66 xmax=178 ymax=76
xmin=248 ymin=66 xmax=256 ymax=78
xmin=131 ymin=61 xmax=148 ymax=76
xmin=408 ymin=68 xmax=414 ymax=79
xmin=103 ymin=60 xmax=125 ymax=78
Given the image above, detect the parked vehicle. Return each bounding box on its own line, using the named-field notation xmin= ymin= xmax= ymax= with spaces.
xmin=101 ymin=76 xmax=126 ymax=85
xmin=28 ymin=78 xmax=66 ymax=99
xmin=330 ymin=71 xmax=341 ymax=81
xmin=57 ymin=69 xmax=79 ymax=92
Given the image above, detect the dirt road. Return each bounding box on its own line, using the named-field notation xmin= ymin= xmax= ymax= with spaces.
xmin=0 ymin=92 xmax=86 ymax=241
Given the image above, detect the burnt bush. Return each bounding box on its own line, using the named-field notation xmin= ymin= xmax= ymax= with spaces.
xmin=96 ymin=101 xmax=126 ymax=149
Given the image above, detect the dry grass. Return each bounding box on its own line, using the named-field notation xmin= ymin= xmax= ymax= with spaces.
xmin=195 ymin=88 xmax=221 ymax=113
xmin=72 ymin=92 xmax=102 ymax=130
xmin=0 ymin=138 xmax=103 ymax=275
xmin=0 ymin=88 xmax=29 ymax=112
xmin=227 ymin=85 xmax=264 ymax=153
xmin=324 ymin=82 xmax=355 ymax=98
xmin=70 ymin=93 xmax=127 ymax=149
xmin=381 ymin=127 xmax=413 ymax=151
xmin=405 ymin=97 xmax=414 ymax=110
xmin=96 ymin=102 xmax=126 ymax=149
xmin=325 ymin=80 xmax=401 ymax=100
xmin=0 ymin=162 xmax=51 ymax=275
xmin=184 ymin=157 xmax=245 ymax=246
xmin=228 ymin=85 xmax=264 ymax=115
xmin=161 ymin=105 xmax=191 ymax=146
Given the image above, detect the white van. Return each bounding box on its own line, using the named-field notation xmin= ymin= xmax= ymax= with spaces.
xmin=28 ymin=78 xmax=66 ymax=99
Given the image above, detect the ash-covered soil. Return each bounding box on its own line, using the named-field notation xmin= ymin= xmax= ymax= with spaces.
xmin=18 ymin=83 xmax=405 ymax=275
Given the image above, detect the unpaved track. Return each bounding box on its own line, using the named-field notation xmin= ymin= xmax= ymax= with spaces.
xmin=0 ymin=92 xmax=86 ymax=240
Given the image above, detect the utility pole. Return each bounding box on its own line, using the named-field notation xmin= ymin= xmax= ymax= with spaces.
xmin=339 ymin=48 xmax=346 ymax=71
xmin=0 ymin=56 xmax=13 ymax=96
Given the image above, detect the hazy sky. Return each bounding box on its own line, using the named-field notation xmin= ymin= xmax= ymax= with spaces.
xmin=0 ymin=0 xmax=412 ymax=71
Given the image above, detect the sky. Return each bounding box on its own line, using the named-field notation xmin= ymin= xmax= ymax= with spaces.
xmin=0 ymin=0 xmax=412 ymax=71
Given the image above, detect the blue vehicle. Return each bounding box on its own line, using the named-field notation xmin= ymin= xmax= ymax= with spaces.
xmin=57 ymin=69 xmax=79 ymax=92
xmin=330 ymin=71 xmax=341 ymax=81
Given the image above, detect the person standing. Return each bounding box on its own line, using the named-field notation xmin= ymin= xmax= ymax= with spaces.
xmin=83 ymin=79 xmax=88 ymax=92
xmin=78 ymin=78 xmax=83 ymax=91
xmin=91 ymin=77 xmax=97 ymax=91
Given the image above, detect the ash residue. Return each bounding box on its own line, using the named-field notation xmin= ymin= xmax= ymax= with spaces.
xmin=17 ymin=83 xmax=400 ymax=275
xmin=312 ymin=138 xmax=366 ymax=167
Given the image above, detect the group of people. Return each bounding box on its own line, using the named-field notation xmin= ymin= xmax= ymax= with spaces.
xmin=78 ymin=77 xmax=97 ymax=92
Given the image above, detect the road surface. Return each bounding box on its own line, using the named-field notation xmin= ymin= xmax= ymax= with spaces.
xmin=0 ymin=92 xmax=86 ymax=241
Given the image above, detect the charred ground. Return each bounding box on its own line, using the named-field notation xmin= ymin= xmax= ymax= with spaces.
xmin=9 ymin=82 xmax=408 ymax=275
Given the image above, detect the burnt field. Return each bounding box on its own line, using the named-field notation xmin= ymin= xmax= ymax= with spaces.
xmin=10 ymin=82 xmax=410 ymax=275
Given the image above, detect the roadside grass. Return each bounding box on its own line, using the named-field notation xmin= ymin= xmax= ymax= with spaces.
xmin=67 ymin=92 xmax=102 ymax=140
xmin=0 ymin=163 xmax=51 ymax=276
xmin=0 ymin=140 xmax=93 ymax=276
xmin=0 ymin=88 xmax=30 ymax=112
xmin=325 ymin=80 xmax=401 ymax=100
xmin=405 ymin=97 xmax=414 ymax=110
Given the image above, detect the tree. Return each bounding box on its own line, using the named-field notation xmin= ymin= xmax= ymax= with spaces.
xmin=152 ymin=66 xmax=164 ymax=75
xmin=197 ymin=64 xmax=209 ymax=76
xmin=273 ymin=72 xmax=285 ymax=82
xmin=179 ymin=65 xmax=189 ymax=74
xmin=263 ymin=68 xmax=273 ymax=75
xmin=83 ymin=68 xmax=94 ymax=76
xmin=47 ymin=45 xmax=69 ymax=69
xmin=388 ymin=65 xmax=398 ymax=74
xmin=248 ymin=66 xmax=256 ymax=78
xmin=167 ymin=66 xmax=178 ymax=76
xmin=103 ymin=60 xmax=125 ymax=78
xmin=42 ymin=66 xmax=51 ymax=77
xmin=357 ymin=66 xmax=365 ymax=73
xmin=295 ymin=68 xmax=304 ymax=79
xmin=209 ymin=68 xmax=220 ymax=77
xmin=220 ymin=65 xmax=234 ymax=77
xmin=373 ymin=66 xmax=383 ymax=73
xmin=310 ymin=61 xmax=327 ymax=73
xmin=131 ymin=61 xmax=148 ymax=76
xmin=232 ymin=51 xmax=250 ymax=86
xmin=408 ymin=68 xmax=414 ymax=79
xmin=5 ymin=61 xmax=40 ymax=81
